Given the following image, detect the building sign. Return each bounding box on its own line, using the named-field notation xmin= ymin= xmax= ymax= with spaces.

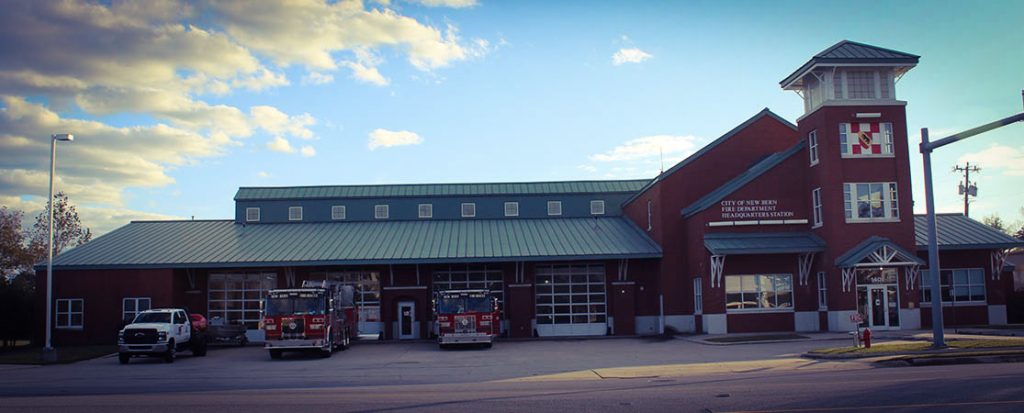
xmin=856 ymin=268 xmax=898 ymax=285
xmin=719 ymin=199 xmax=795 ymax=220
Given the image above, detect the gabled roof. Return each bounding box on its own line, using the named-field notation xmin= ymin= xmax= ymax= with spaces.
xmin=680 ymin=140 xmax=805 ymax=218
xmin=235 ymin=179 xmax=650 ymax=201
xmin=624 ymin=108 xmax=797 ymax=206
xmin=834 ymin=236 xmax=925 ymax=268
xmin=781 ymin=40 xmax=920 ymax=89
xmin=44 ymin=218 xmax=661 ymax=270
xmin=914 ymin=214 xmax=1024 ymax=251
xmin=704 ymin=232 xmax=825 ymax=255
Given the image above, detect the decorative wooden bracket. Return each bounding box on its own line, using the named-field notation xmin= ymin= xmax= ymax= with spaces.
xmin=797 ymin=253 xmax=816 ymax=286
xmin=710 ymin=255 xmax=726 ymax=288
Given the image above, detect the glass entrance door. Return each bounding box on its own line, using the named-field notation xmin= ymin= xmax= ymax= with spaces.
xmin=856 ymin=284 xmax=901 ymax=330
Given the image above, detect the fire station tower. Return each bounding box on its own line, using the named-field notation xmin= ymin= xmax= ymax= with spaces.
xmin=781 ymin=41 xmax=922 ymax=332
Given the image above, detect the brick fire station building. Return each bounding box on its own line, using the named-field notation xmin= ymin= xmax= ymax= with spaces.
xmin=37 ymin=41 xmax=1023 ymax=345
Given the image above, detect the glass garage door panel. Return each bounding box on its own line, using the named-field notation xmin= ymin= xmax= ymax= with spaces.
xmin=535 ymin=264 xmax=606 ymax=337
xmin=317 ymin=271 xmax=383 ymax=336
xmin=208 ymin=272 xmax=277 ymax=341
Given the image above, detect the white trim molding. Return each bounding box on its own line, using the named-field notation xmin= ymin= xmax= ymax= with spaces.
xmin=798 ymin=253 xmax=815 ymax=286
xmin=710 ymin=255 xmax=726 ymax=288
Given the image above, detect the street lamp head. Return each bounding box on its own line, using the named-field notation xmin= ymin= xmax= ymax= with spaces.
xmin=52 ymin=133 xmax=74 ymax=142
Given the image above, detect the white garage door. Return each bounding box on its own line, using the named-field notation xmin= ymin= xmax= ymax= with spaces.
xmin=535 ymin=264 xmax=607 ymax=337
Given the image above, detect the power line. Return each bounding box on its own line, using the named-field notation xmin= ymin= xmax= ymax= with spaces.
xmin=952 ymin=162 xmax=980 ymax=217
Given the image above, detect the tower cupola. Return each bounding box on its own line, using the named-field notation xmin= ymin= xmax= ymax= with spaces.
xmin=781 ymin=40 xmax=919 ymax=116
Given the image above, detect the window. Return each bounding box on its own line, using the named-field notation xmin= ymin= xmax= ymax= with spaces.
xmin=590 ymin=200 xmax=606 ymax=215
xmin=812 ymin=188 xmax=823 ymax=228
xmin=846 ymin=70 xmax=877 ymax=99
xmin=374 ymin=204 xmax=389 ymax=219
xmin=461 ymin=203 xmax=476 ymax=218
xmin=808 ymin=130 xmax=819 ymax=165
xmin=921 ymin=268 xmax=986 ymax=304
xmin=547 ymin=201 xmax=562 ymax=216
xmin=646 ymin=200 xmax=653 ymax=231
xmin=693 ymin=278 xmax=703 ymax=315
xmin=418 ymin=204 xmax=433 ymax=219
xmin=245 ymin=207 xmax=260 ymax=222
xmin=534 ymin=264 xmax=606 ymax=327
xmin=725 ymin=274 xmax=793 ymax=312
xmin=843 ymin=182 xmax=899 ymax=221
xmin=839 ymin=122 xmax=893 ymax=157
xmin=288 ymin=206 xmax=302 ymax=221
xmin=122 ymin=297 xmax=151 ymax=323
xmin=504 ymin=202 xmax=519 ymax=217
xmin=56 ymin=298 xmax=83 ymax=329
xmin=331 ymin=205 xmax=346 ymax=220
xmin=817 ymin=272 xmax=827 ymax=310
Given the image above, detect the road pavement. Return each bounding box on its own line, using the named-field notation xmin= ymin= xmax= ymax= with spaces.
xmin=1 ymin=337 xmax=1022 ymax=412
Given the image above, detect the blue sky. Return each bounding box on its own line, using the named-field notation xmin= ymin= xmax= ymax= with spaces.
xmin=1 ymin=0 xmax=1022 ymax=235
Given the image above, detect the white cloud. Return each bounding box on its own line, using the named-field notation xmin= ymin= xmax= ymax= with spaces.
xmin=368 ymin=128 xmax=423 ymax=150
xmin=612 ymin=48 xmax=653 ymax=65
xmin=300 ymin=145 xmax=316 ymax=157
xmin=266 ymin=137 xmax=295 ymax=154
xmin=590 ymin=135 xmax=701 ymax=162
xmin=345 ymin=62 xmax=390 ymax=86
xmin=406 ymin=0 xmax=478 ymax=8
xmin=251 ymin=106 xmax=316 ymax=140
xmin=957 ymin=144 xmax=1024 ymax=176
xmin=257 ymin=171 xmax=271 ymax=178
xmin=302 ymin=72 xmax=335 ymax=85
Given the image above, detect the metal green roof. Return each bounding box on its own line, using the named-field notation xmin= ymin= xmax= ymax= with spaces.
xmin=781 ymin=40 xmax=919 ymax=89
xmin=834 ymin=236 xmax=924 ymax=268
xmin=914 ymin=214 xmax=1024 ymax=251
xmin=234 ymin=179 xmax=651 ymax=201
xmin=681 ymin=141 xmax=805 ymax=218
xmin=704 ymin=232 xmax=825 ymax=255
xmin=47 ymin=218 xmax=661 ymax=270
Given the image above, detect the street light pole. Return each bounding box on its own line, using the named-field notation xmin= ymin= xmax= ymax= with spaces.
xmin=43 ymin=133 xmax=73 ymax=363
xmin=920 ymin=95 xmax=1024 ymax=349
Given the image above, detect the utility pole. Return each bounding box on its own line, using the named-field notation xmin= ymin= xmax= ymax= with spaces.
xmin=952 ymin=163 xmax=980 ymax=217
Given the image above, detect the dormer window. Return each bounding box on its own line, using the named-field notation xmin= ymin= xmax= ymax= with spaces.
xmin=332 ymin=205 xmax=346 ymax=220
xmin=547 ymin=201 xmax=562 ymax=216
xmin=419 ymin=204 xmax=433 ymax=219
xmin=375 ymin=205 xmax=389 ymax=219
xmin=288 ymin=206 xmax=303 ymax=221
xmin=504 ymin=202 xmax=519 ymax=217
xmin=246 ymin=207 xmax=260 ymax=222
xmin=461 ymin=203 xmax=476 ymax=218
xmin=590 ymin=200 xmax=605 ymax=215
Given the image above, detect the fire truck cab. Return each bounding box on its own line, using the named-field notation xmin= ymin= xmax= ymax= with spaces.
xmin=262 ymin=280 xmax=357 ymax=359
xmin=433 ymin=289 xmax=499 ymax=348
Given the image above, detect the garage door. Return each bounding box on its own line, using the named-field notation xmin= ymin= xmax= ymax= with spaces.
xmin=535 ymin=264 xmax=607 ymax=337
xmin=208 ymin=272 xmax=277 ymax=342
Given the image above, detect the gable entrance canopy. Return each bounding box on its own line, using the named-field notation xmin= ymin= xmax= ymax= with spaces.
xmin=834 ymin=236 xmax=925 ymax=291
xmin=704 ymin=232 xmax=826 ymax=288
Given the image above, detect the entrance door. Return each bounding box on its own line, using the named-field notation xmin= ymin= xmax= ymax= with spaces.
xmin=398 ymin=301 xmax=416 ymax=340
xmin=857 ymin=284 xmax=901 ymax=330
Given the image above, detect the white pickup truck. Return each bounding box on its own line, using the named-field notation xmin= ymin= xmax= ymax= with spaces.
xmin=118 ymin=308 xmax=208 ymax=364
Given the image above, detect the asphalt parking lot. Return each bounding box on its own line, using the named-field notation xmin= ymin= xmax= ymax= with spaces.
xmin=0 ymin=336 xmax=847 ymax=397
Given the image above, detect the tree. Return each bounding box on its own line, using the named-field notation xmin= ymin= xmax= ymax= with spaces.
xmin=982 ymin=214 xmax=1009 ymax=235
xmin=1016 ymin=224 xmax=1024 ymax=241
xmin=0 ymin=207 xmax=30 ymax=280
xmin=26 ymin=191 xmax=92 ymax=265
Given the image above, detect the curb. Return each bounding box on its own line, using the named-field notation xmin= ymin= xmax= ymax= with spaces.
xmin=803 ymin=347 xmax=1024 ymax=361
xmin=876 ymin=351 xmax=1024 ymax=367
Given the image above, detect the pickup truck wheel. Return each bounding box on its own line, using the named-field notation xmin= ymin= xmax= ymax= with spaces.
xmin=163 ymin=340 xmax=176 ymax=363
xmin=269 ymin=349 xmax=282 ymax=359
xmin=118 ymin=353 xmax=130 ymax=364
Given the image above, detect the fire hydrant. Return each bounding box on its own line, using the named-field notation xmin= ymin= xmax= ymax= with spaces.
xmin=862 ymin=327 xmax=872 ymax=349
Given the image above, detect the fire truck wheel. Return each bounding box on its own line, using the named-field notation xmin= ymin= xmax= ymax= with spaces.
xmin=319 ymin=348 xmax=332 ymax=358
xmin=339 ymin=331 xmax=349 ymax=351
xmin=269 ymin=349 xmax=282 ymax=359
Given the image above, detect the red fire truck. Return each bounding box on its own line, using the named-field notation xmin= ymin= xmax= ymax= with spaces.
xmin=262 ymin=280 xmax=357 ymax=359
xmin=433 ymin=289 xmax=500 ymax=348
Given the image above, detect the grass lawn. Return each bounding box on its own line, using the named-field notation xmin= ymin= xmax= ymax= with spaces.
xmin=706 ymin=333 xmax=809 ymax=343
xmin=0 ymin=345 xmax=116 ymax=365
xmin=810 ymin=339 xmax=1024 ymax=356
